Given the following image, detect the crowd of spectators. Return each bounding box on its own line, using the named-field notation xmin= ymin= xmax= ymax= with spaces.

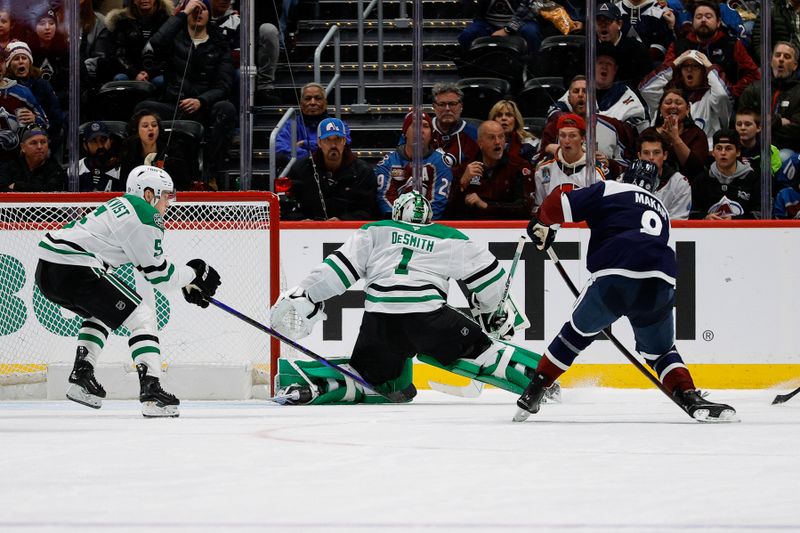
xmin=0 ymin=0 xmax=289 ymax=192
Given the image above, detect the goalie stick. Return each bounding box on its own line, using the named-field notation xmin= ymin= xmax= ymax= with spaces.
xmin=206 ymin=297 xmax=406 ymax=403
xmin=772 ymin=385 xmax=800 ymax=405
xmin=528 ymin=247 xmax=708 ymax=422
xmin=428 ymin=235 xmax=526 ymax=398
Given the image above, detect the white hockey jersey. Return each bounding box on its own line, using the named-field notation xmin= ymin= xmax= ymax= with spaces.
xmin=654 ymin=169 xmax=692 ymax=220
xmin=534 ymin=150 xmax=607 ymax=209
xmin=300 ymin=220 xmax=506 ymax=314
xmin=37 ymin=194 xmax=194 ymax=293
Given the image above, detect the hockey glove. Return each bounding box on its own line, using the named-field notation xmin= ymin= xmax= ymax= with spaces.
xmin=526 ymin=216 xmax=557 ymax=251
xmin=470 ymin=294 xmax=515 ymax=340
xmin=182 ymin=259 xmax=221 ymax=308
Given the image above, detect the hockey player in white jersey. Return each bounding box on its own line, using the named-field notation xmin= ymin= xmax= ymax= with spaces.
xmin=269 ymin=191 xmax=545 ymax=405
xmin=34 ymin=165 xmax=222 ymax=417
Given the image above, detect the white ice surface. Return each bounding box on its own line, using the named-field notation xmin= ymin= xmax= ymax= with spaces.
xmin=0 ymin=389 xmax=798 ymax=533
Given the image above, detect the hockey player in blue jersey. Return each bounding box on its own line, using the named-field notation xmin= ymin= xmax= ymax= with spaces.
xmin=515 ymin=160 xmax=737 ymax=422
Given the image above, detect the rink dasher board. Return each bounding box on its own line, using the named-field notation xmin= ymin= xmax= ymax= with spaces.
xmin=280 ymin=221 xmax=800 ymax=388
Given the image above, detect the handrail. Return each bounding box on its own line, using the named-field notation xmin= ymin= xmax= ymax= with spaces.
xmin=269 ymin=107 xmax=297 ymax=191
xmin=314 ymin=24 xmax=342 ymax=116
xmin=355 ymin=0 xmax=384 ymax=111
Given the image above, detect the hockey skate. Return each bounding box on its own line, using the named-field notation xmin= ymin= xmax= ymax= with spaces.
xmin=66 ymin=347 xmax=106 ymax=409
xmin=136 ymin=364 xmax=180 ymax=418
xmin=543 ymin=380 xmax=562 ymax=404
xmin=271 ymin=384 xmax=316 ymax=405
xmin=674 ymin=389 xmax=738 ymax=423
xmin=513 ymin=372 xmax=549 ymax=422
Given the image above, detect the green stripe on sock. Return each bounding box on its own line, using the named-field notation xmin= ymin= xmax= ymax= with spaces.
xmin=78 ymin=333 xmax=105 ymax=349
xmin=131 ymin=346 xmax=160 ymax=359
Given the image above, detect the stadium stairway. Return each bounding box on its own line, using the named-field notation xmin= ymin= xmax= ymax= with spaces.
xmin=223 ymin=0 xmax=469 ymax=189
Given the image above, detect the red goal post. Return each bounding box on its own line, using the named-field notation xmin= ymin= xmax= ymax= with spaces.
xmin=0 ymin=191 xmax=282 ymax=399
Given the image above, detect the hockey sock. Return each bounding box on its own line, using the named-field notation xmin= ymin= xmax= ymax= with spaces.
xmin=123 ymin=303 xmax=161 ymax=378
xmin=77 ymin=319 xmax=109 ymax=366
xmin=418 ymin=340 xmax=543 ymax=394
xmin=543 ymin=320 xmax=597 ymax=376
xmin=276 ymin=358 xmax=414 ymax=405
xmin=641 ymin=345 xmax=695 ymax=393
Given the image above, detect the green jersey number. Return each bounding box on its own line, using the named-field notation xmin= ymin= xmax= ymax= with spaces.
xmin=154 ymin=239 xmax=163 ymax=257
xmin=395 ymin=247 xmax=414 ymax=275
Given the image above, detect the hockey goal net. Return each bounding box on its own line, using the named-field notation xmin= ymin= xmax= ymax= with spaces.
xmin=0 ymin=192 xmax=281 ymax=399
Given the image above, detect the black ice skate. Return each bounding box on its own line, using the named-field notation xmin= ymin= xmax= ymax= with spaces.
xmin=66 ymin=347 xmax=106 ymax=409
xmin=513 ymin=372 xmax=549 ymax=422
xmin=137 ymin=364 xmax=180 ymax=418
xmin=271 ymin=384 xmax=316 ymax=405
xmin=674 ymin=389 xmax=738 ymax=423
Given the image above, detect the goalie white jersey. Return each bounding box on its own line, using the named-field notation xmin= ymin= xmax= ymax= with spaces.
xmin=300 ymin=220 xmax=506 ymax=314
xmin=37 ymin=194 xmax=194 ymax=293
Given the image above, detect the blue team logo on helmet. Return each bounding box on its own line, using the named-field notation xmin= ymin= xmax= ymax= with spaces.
xmin=621 ymin=159 xmax=660 ymax=192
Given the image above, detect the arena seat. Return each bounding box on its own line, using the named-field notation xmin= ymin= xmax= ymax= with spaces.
xmin=456 ymin=78 xmax=512 ymax=120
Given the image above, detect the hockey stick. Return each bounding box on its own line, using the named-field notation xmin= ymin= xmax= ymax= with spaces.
xmin=206 ymin=297 xmax=405 ymax=403
xmin=772 ymin=385 xmax=800 ymax=405
xmin=544 ymin=247 xmax=691 ymax=415
xmin=428 ymin=236 xmax=526 ymax=398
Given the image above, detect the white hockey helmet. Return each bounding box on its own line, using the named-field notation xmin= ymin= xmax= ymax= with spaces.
xmin=126 ymin=165 xmax=175 ymax=206
xmin=392 ymin=190 xmax=433 ymax=225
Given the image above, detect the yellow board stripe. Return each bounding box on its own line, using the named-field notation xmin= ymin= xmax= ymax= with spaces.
xmin=412 ymin=364 xmax=800 ymax=390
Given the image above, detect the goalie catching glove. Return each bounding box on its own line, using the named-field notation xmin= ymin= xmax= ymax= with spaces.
xmin=526 ymin=215 xmax=558 ymax=251
xmin=270 ymin=286 xmax=326 ymax=340
xmin=182 ymin=259 xmax=221 ymax=308
xmin=470 ymin=293 xmax=515 ymax=340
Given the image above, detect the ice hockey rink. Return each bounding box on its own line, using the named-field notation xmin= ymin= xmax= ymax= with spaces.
xmin=1 ymin=388 xmax=798 ymax=533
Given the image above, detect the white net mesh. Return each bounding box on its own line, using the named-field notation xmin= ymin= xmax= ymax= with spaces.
xmin=0 ymin=193 xmax=279 ymax=388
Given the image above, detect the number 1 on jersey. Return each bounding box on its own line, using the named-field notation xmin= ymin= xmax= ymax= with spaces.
xmin=395 ymin=247 xmax=414 ymax=275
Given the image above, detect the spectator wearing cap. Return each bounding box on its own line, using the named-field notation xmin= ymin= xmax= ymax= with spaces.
xmin=595 ymin=2 xmax=653 ymax=88
xmin=613 ymin=0 xmax=676 ymax=65
xmin=375 ymin=111 xmax=454 ymax=220
xmin=5 ymin=40 xmax=63 ymax=152
xmin=542 ymin=75 xmax=637 ymax=175
xmin=275 ymin=83 xmax=350 ymax=168
xmin=739 ymin=41 xmax=800 ymax=159
xmin=0 ymin=47 xmax=49 ymax=166
xmin=446 ymin=119 xmax=535 ymax=219
xmin=429 ymin=82 xmax=479 ymax=165
xmin=640 ymin=48 xmax=732 ymax=147
xmin=691 ymin=129 xmax=760 ymax=219
xmin=78 ymin=121 xmax=123 ymax=192
xmin=133 ymin=0 xmax=236 ymax=186
xmin=457 ymin=0 xmax=544 ymax=57
xmin=106 ymin=0 xmax=173 ymax=87
xmin=594 ymin=42 xmax=649 ymax=133
xmin=0 ymin=125 xmax=65 ymax=192
xmin=281 ymin=117 xmax=377 ymax=221
xmin=533 ymin=113 xmax=606 ymax=210
xmin=660 ymin=0 xmax=759 ymax=98
xmin=27 ymin=8 xmax=69 ymax=106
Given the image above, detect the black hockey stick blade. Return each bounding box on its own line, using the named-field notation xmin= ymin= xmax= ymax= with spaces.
xmin=206 ymin=296 xmax=405 ymax=403
xmin=772 ymin=385 xmax=800 ymax=405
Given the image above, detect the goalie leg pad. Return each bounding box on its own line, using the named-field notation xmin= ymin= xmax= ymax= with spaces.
xmin=276 ymin=358 xmax=414 ymax=405
xmin=418 ymin=340 xmax=543 ymax=394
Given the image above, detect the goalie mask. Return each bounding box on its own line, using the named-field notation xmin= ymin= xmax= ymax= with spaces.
xmin=620 ymin=159 xmax=660 ymax=193
xmin=392 ymin=191 xmax=433 ymax=225
xmin=126 ymin=165 xmax=176 ymax=206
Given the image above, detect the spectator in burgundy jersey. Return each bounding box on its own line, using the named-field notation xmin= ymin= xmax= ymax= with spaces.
xmin=447 ymin=119 xmax=535 ymax=220
xmin=429 ymin=82 xmax=479 ymax=165
xmin=487 ymin=99 xmax=538 ymax=165
xmin=652 ymin=88 xmax=708 ymax=180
